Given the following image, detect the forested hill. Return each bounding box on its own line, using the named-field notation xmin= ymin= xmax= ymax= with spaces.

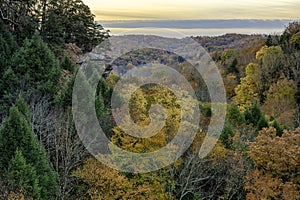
xmin=192 ymin=33 xmax=266 ymax=52
xmin=0 ymin=0 xmax=300 ymax=199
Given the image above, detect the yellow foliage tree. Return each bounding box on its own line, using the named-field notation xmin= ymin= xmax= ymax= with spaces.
xmin=73 ymin=158 xmax=168 ymax=200
xmin=262 ymin=78 xmax=297 ymax=127
xmin=233 ymin=63 xmax=260 ymax=111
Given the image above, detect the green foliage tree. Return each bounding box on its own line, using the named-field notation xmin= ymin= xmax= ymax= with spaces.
xmin=244 ymin=102 xmax=268 ymax=130
xmin=0 ymin=99 xmax=59 ymax=199
xmin=0 ymin=0 xmax=41 ymax=42
xmin=0 ymin=20 xmax=18 ymax=73
xmin=271 ymin=120 xmax=283 ymax=137
xmin=0 ymin=20 xmax=18 ymax=115
xmin=256 ymin=114 xmax=269 ymax=130
xmin=6 ymin=149 xmax=41 ymax=199
xmin=10 ymin=34 xmax=61 ymax=96
xmin=220 ymin=122 xmax=235 ymax=149
xmin=265 ymin=35 xmax=273 ymax=47
xmin=44 ymin=0 xmax=109 ymax=52
xmin=227 ymin=103 xmax=245 ymax=126
xmin=60 ymin=54 xmax=77 ymax=73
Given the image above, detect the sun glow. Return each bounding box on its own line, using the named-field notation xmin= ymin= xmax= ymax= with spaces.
xmin=83 ymin=0 xmax=300 ymax=21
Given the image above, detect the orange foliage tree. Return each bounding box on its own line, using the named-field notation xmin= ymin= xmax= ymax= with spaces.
xmin=245 ymin=128 xmax=300 ymax=199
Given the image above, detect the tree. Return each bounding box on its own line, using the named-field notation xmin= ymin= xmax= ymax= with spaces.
xmin=220 ymin=122 xmax=235 ymax=149
xmin=246 ymin=128 xmax=300 ymax=200
xmin=262 ymin=78 xmax=297 ymax=128
xmin=0 ymin=100 xmax=59 ymax=199
xmin=227 ymin=103 xmax=245 ymax=126
xmin=0 ymin=20 xmax=18 ymax=117
xmin=43 ymin=0 xmax=109 ymax=52
xmin=10 ymin=34 xmax=61 ymax=97
xmin=0 ymin=19 xmax=18 ymax=74
xmin=256 ymin=45 xmax=285 ymax=90
xmin=233 ymin=63 xmax=260 ymax=111
xmin=167 ymin=141 xmax=249 ymax=200
xmin=6 ymin=149 xmax=41 ymax=199
xmin=265 ymin=35 xmax=273 ymax=47
xmin=73 ymin=157 xmax=168 ymax=200
xmin=0 ymin=0 xmax=41 ymax=41
xmin=244 ymin=102 xmax=268 ymax=130
xmin=290 ymin=31 xmax=300 ymax=49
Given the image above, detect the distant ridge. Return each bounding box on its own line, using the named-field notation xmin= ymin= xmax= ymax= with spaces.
xmin=101 ymin=19 xmax=292 ymax=29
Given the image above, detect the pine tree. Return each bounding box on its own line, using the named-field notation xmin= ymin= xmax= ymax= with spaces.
xmin=0 ymin=19 xmax=18 ymax=70
xmin=220 ymin=122 xmax=235 ymax=149
xmin=0 ymin=101 xmax=59 ymax=199
xmin=244 ymin=102 xmax=262 ymax=127
xmin=0 ymin=20 xmax=18 ymax=110
xmin=256 ymin=115 xmax=269 ymax=130
xmin=10 ymin=34 xmax=61 ymax=97
xmin=227 ymin=104 xmax=245 ymax=126
xmin=43 ymin=0 xmax=109 ymax=52
xmin=272 ymin=120 xmax=283 ymax=137
xmin=6 ymin=149 xmax=41 ymax=199
xmin=60 ymin=55 xmax=77 ymax=73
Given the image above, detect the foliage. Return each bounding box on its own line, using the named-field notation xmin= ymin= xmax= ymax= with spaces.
xmin=233 ymin=63 xmax=260 ymax=111
xmin=291 ymin=31 xmax=300 ymax=49
xmin=244 ymin=102 xmax=268 ymax=130
xmin=9 ymin=35 xmax=61 ymax=97
xmin=73 ymin=157 xmax=168 ymax=200
xmin=0 ymin=101 xmax=59 ymax=199
xmin=227 ymin=103 xmax=245 ymax=126
xmin=246 ymin=128 xmax=300 ymax=200
xmin=262 ymin=78 xmax=297 ymax=128
xmin=44 ymin=0 xmax=109 ymax=52
xmin=6 ymin=149 xmax=41 ymax=199
xmin=220 ymin=122 xmax=235 ymax=149
xmin=256 ymin=45 xmax=285 ymax=90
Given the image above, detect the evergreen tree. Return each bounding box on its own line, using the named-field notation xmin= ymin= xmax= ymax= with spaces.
xmin=227 ymin=104 xmax=245 ymax=126
xmin=6 ymin=149 xmax=41 ymax=199
xmin=265 ymin=35 xmax=273 ymax=47
xmin=0 ymin=101 xmax=59 ymax=199
xmin=256 ymin=114 xmax=269 ymax=130
xmin=60 ymin=54 xmax=77 ymax=73
xmin=272 ymin=120 xmax=283 ymax=137
xmin=0 ymin=19 xmax=18 ymax=74
xmin=0 ymin=20 xmax=18 ymax=112
xmin=244 ymin=103 xmax=269 ymax=131
xmin=43 ymin=0 xmax=109 ymax=52
xmin=10 ymin=34 xmax=61 ymax=97
xmin=244 ymin=103 xmax=262 ymax=127
xmin=220 ymin=122 xmax=235 ymax=149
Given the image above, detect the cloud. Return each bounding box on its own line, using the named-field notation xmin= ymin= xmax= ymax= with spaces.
xmin=84 ymin=0 xmax=300 ymax=21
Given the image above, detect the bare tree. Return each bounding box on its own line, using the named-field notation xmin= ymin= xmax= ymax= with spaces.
xmin=166 ymin=147 xmax=250 ymax=200
xmin=30 ymin=97 xmax=89 ymax=199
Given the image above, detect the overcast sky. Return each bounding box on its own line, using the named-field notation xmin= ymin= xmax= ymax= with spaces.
xmin=82 ymin=0 xmax=300 ymax=21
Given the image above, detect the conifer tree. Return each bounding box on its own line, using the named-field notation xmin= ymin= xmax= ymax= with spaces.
xmin=6 ymin=149 xmax=41 ymax=199
xmin=0 ymin=98 xmax=59 ymax=199
xmin=10 ymin=34 xmax=61 ymax=97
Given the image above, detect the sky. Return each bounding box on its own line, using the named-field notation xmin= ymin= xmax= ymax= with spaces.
xmin=82 ymin=0 xmax=300 ymax=21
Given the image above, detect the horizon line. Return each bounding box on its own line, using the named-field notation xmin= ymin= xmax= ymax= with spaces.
xmin=99 ymin=19 xmax=299 ymax=22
